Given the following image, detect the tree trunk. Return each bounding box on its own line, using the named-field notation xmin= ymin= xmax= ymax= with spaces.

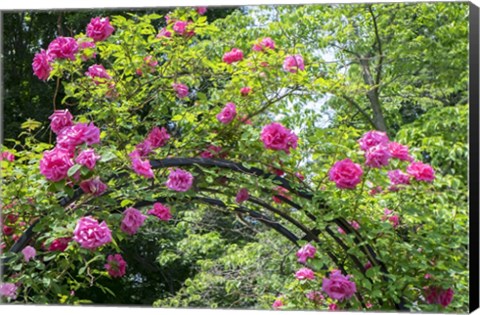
xmin=360 ymin=58 xmax=388 ymax=132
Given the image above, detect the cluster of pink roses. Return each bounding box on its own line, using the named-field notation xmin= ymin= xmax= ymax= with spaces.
xmin=329 ymin=130 xmax=436 ymax=190
xmin=0 ymin=283 xmax=18 ymax=300
xmin=32 ymin=17 xmax=114 ymax=81
xmin=129 ymin=126 xmax=171 ymax=178
xmin=40 ymin=109 xmax=107 ymax=196
xmin=1 ymin=151 xmax=15 ymax=162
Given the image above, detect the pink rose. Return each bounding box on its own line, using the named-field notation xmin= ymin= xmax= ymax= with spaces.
xmin=144 ymin=55 xmax=158 ymax=68
xmin=121 ymin=207 xmax=147 ymax=235
xmin=389 ymin=215 xmax=400 ymax=228
xmin=235 ymin=188 xmax=249 ymax=203
xmin=32 ymin=49 xmax=52 ymax=80
xmin=85 ymin=64 xmax=111 ymax=84
xmin=79 ymin=177 xmax=108 ymax=196
xmin=147 ymin=202 xmax=172 ymax=221
xmin=260 ymin=122 xmax=298 ymax=154
xmin=358 ymin=130 xmax=389 ymax=151
xmin=1 ymin=151 xmax=15 ymax=162
xmin=407 ymin=162 xmax=435 ymax=182
xmin=223 ymin=48 xmax=244 ymax=64
xmin=283 ymin=54 xmax=304 ymax=73
xmin=296 ymin=243 xmax=316 ymax=263
xmin=196 ymin=7 xmax=207 ymax=15
xmin=166 ymin=168 xmax=194 ymax=192
xmin=22 ymin=245 xmax=36 ymax=262
xmin=252 ymin=37 xmax=275 ymax=51
xmin=295 ymin=267 xmax=315 ymax=280
xmin=73 ymin=216 xmax=112 ymax=249
xmin=305 ymin=291 xmax=324 ymax=302
xmin=328 ymin=303 xmax=338 ymax=311
xmin=338 ymin=227 xmax=345 ymax=234
xmin=388 ymin=142 xmax=413 ymax=161
xmin=3 ymin=225 xmax=14 ymax=236
xmin=147 ymin=127 xmax=170 ymax=148
xmin=131 ymin=157 xmax=154 ymax=178
xmin=48 ymin=237 xmax=71 ymax=252
xmin=75 ymin=148 xmax=101 ymax=170
xmin=57 ymin=123 xmax=100 ymax=150
xmin=295 ymin=172 xmax=305 ymax=181
xmin=0 ymin=283 xmax=18 ymax=300
xmin=388 ymin=169 xmax=410 ymax=186
xmin=105 ymin=254 xmax=127 ymax=278
xmin=424 ymin=273 xmax=432 ymax=279
xmin=240 ymin=86 xmax=252 ymax=96
xmin=39 ymin=147 xmax=74 ymax=182
xmin=328 ymin=159 xmax=363 ymax=189
xmin=272 ymin=299 xmax=283 ymax=310
xmin=350 ymin=220 xmax=360 ymax=230
xmin=157 ymin=27 xmax=172 ymax=39
xmin=364 ymin=261 xmax=372 ymax=270
xmin=173 ymin=20 xmax=187 ymax=35
xmin=365 ymin=144 xmax=391 ymax=168
xmin=47 ymin=37 xmax=78 ymax=60
xmin=49 ymin=109 xmax=74 ymax=134
xmin=134 ymin=140 xmax=153 ymax=158
xmin=200 ymin=145 xmax=222 ymax=159
xmin=172 ymin=83 xmax=189 ymax=99
xmin=86 ymin=17 xmax=115 ymax=42
xmin=438 ymin=288 xmax=454 ymax=307
xmin=216 ymin=102 xmax=237 ymax=124
xmin=322 ymin=269 xmax=357 ymax=301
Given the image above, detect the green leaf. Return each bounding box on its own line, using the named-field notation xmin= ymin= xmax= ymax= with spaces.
xmin=67 ymin=164 xmax=82 ymax=178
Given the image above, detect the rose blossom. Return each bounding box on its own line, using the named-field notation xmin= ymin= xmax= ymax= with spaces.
xmin=296 ymin=243 xmax=316 ymax=263
xmin=235 ymin=188 xmax=249 ymax=203
xmin=172 ymin=83 xmax=189 ymax=99
xmin=73 ymin=216 xmax=112 ymax=249
xmin=131 ymin=157 xmax=154 ymax=178
xmin=295 ymin=267 xmax=315 ymax=280
xmin=173 ymin=20 xmax=188 ymax=35
xmin=79 ymin=177 xmax=108 ymax=196
xmin=22 ymin=245 xmax=36 ymax=262
xmin=57 ymin=122 xmax=101 ymax=150
xmin=253 ymin=37 xmax=275 ymax=51
xmin=105 ymin=254 xmax=127 ymax=278
xmin=388 ymin=142 xmax=413 ymax=161
xmin=48 ymin=237 xmax=71 ymax=252
xmin=260 ymin=122 xmax=298 ymax=154
xmin=222 ymin=48 xmax=244 ymax=64
xmin=3 ymin=225 xmax=14 ymax=236
xmin=49 ymin=109 xmax=74 ymax=134
xmin=144 ymin=55 xmax=158 ymax=68
xmin=1 ymin=151 xmax=15 ymax=162
xmin=157 ymin=27 xmax=172 ymax=39
xmin=407 ymin=162 xmax=435 ymax=182
xmin=75 ymin=148 xmax=101 ymax=170
xmin=364 ymin=261 xmax=372 ymax=270
xmin=438 ymin=288 xmax=454 ymax=308
xmin=32 ymin=49 xmax=52 ymax=81
xmin=166 ymin=168 xmax=194 ymax=192
xmin=388 ymin=169 xmax=411 ymax=185
xmin=85 ymin=64 xmax=111 ymax=84
xmin=338 ymin=227 xmax=345 ymax=234
xmin=329 ymin=303 xmax=338 ymax=311
xmin=328 ymin=159 xmax=363 ymax=189
xmin=200 ymin=145 xmax=222 ymax=159
xmin=358 ymin=130 xmax=389 ymax=151
xmin=389 ymin=215 xmax=400 ymax=228
xmin=424 ymin=286 xmax=454 ymax=308
xmin=322 ymin=269 xmax=357 ymax=301
xmin=0 ymin=283 xmax=18 ymax=300
xmin=365 ymin=144 xmax=391 ymax=168
xmin=146 ymin=127 xmax=169 ymax=148
xmin=47 ymin=37 xmax=78 ymax=60
xmin=196 ymin=7 xmax=207 ymax=15
xmin=86 ymin=17 xmax=115 ymax=42
xmin=134 ymin=140 xmax=153 ymax=158
xmin=121 ymin=207 xmax=147 ymax=235
xmin=148 ymin=202 xmax=173 ymax=221
xmin=39 ymin=147 xmax=74 ymax=182
xmin=283 ymin=54 xmax=304 ymax=73
xmin=216 ymin=102 xmax=237 ymax=124
xmin=272 ymin=299 xmax=283 ymax=310
xmin=240 ymin=86 xmax=252 ymax=96
xmin=350 ymin=220 xmax=360 ymax=230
